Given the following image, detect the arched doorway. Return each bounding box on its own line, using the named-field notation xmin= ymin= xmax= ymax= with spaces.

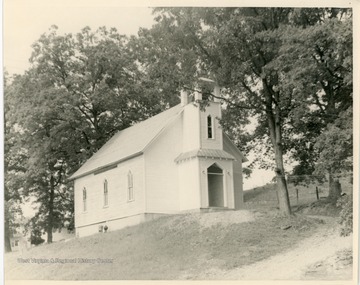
xmin=207 ymin=163 xmax=224 ymax=207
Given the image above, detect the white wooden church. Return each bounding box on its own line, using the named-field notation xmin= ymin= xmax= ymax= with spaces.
xmin=71 ymin=90 xmax=247 ymax=237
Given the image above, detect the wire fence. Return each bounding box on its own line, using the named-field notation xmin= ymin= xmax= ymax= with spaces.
xmin=244 ymin=173 xmax=353 ymax=207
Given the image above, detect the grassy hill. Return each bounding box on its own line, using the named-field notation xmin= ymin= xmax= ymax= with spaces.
xmin=6 ymin=180 xmax=352 ymax=280
xmin=5 ymin=209 xmax=329 ymax=280
xmin=244 ymin=178 xmax=352 ymax=211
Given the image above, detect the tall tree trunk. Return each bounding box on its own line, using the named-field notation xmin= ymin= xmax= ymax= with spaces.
xmin=274 ymin=145 xmax=292 ymax=215
xmin=265 ymin=83 xmax=292 ymax=215
xmin=328 ymin=172 xmax=342 ymax=203
xmin=4 ymin=204 xmax=12 ymax=253
xmin=47 ymin=176 xmax=55 ymax=244
xmin=272 ymin=130 xmax=292 ymax=215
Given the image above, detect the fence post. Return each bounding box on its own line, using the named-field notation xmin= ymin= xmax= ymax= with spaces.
xmin=316 ymin=186 xmax=319 ymax=200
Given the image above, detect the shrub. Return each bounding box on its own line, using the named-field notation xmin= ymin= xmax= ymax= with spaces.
xmin=337 ymin=194 xmax=353 ymax=236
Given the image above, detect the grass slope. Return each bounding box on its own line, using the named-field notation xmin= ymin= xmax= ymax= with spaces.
xmin=5 ymin=210 xmax=327 ymax=280
xmin=244 ymin=179 xmax=352 ymax=210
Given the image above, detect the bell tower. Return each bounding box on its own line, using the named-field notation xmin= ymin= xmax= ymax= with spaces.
xmin=180 ymin=86 xmax=223 ymax=152
xmin=198 ymin=85 xmax=223 ymax=150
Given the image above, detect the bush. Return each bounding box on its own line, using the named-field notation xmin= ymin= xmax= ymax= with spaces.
xmin=337 ymin=194 xmax=353 ymax=236
xmin=30 ymin=227 xmax=45 ymax=245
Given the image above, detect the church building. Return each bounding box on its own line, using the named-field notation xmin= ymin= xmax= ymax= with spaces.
xmin=70 ymin=90 xmax=247 ymax=237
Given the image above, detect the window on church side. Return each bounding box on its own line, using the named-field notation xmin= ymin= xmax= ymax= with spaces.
xmin=83 ymin=187 xmax=87 ymax=212
xmin=207 ymin=115 xmax=214 ymax=139
xmin=104 ymin=179 xmax=109 ymax=207
xmin=127 ymin=171 xmax=134 ymax=202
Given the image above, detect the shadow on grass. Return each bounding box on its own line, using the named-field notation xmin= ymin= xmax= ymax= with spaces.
xmin=292 ymin=199 xmax=342 ymax=217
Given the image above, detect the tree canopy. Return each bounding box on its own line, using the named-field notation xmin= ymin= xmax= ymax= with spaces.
xmin=5 ymin=26 xmax=177 ymax=244
xmin=132 ymin=7 xmax=352 ymax=213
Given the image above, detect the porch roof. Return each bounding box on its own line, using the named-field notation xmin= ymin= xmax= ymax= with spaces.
xmin=175 ymin=149 xmax=235 ymax=163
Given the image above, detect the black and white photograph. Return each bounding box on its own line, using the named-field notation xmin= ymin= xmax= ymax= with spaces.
xmin=3 ymin=0 xmax=358 ymax=283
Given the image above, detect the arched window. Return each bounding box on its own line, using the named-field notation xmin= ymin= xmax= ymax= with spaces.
xmin=103 ymin=179 xmax=109 ymax=207
xmin=207 ymin=115 xmax=214 ymax=139
xmin=82 ymin=188 xmax=87 ymax=212
xmin=127 ymin=171 xmax=134 ymax=201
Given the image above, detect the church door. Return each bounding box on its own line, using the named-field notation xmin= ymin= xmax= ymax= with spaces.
xmin=207 ymin=163 xmax=224 ymax=207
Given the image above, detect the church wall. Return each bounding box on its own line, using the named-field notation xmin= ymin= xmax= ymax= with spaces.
xmin=178 ymin=158 xmax=201 ymax=211
xmin=74 ymin=155 xmax=145 ymax=237
xmin=144 ymin=116 xmax=182 ymax=213
xmin=232 ymin=160 xmax=244 ymax=209
xmin=223 ymin=138 xmax=244 ymax=209
xmin=182 ymin=104 xmax=201 ymax=152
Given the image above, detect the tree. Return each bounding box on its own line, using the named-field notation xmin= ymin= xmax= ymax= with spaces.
xmin=28 ymin=217 xmax=45 ymax=246
xmin=5 ymin=26 xmax=173 ymax=243
xmin=272 ymin=11 xmax=352 ymax=200
xmin=314 ymin=107 xmax=353 ymax=200
xmin=5 ymin=71 xmax=73 ymax=243
xmin=4 ymin=72 xmax=28 ymax=252
xmin=135 ymin=7 xmax=352 ymax=215
xmin=134 ymin=8 xmax=293 ymax=214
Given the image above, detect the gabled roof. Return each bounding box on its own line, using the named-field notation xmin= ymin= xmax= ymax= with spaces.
xmin=70 ymin=104 xmax=184 ymax=180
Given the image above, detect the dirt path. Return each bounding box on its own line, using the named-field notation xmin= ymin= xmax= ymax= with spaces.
xmin=195 ymin=223 xmax=353 ymax=280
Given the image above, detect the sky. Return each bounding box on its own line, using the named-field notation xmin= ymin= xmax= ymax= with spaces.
xmin=4 ymin=1 xmax=156 ymax=75
xmin=5 ymin=0 xmax=355 ymax=76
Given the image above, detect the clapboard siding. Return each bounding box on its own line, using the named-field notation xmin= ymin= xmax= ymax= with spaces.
xmin=223 ymin=136 xmax=244 ymax=209
xmin=178 ymin=158 xmax=201 ymax=211
xmin=182 ymin=104 xmax=201 ymax=152
xmin=74 ymin=155 xmax=145 ymax=231
xmin=144 ymin=115 xmax=182 ymax=213
xmin=232 ymin=160 xmax=244 ymax=209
